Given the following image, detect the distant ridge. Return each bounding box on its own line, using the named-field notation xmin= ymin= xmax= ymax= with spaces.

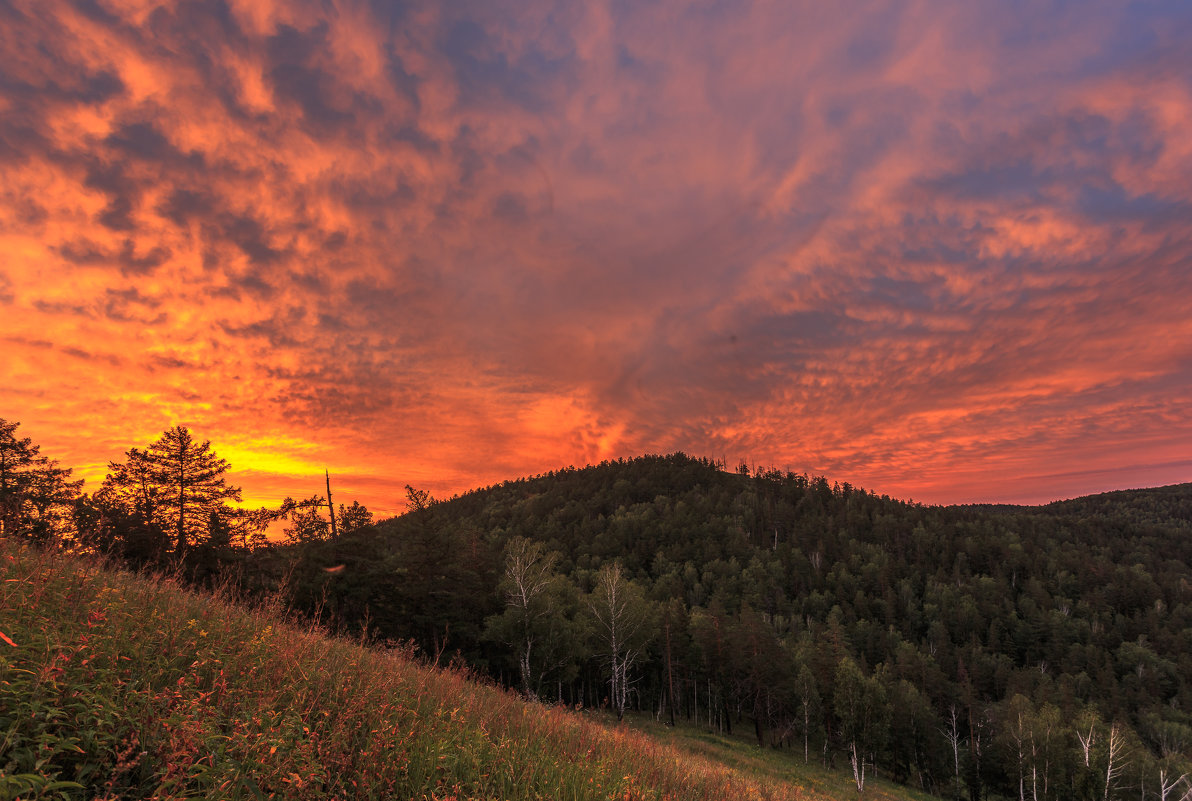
xmin=963 ymin=481 xmax=1192 ymax=529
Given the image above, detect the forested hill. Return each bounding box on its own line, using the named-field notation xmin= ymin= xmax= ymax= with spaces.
xmin=1038 ymin=483 xmax=1192 ymax=532
xmin=278 ymin=454 xmax=1192 ymax=799
xmin=963 ymin=482 xmax=1192 ymax=531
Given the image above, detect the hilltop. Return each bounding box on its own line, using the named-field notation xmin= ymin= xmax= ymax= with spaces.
xmin=274 ymin=454 xmax=1192 ymax=798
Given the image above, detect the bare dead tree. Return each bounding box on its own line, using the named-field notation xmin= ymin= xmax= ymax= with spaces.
xmin=1104 ymin=722 xmax=1130 ymax=801
xmin=325 ymin=469 xmax=338 ymax=539
xmin=1159 ymin=767 xmax=1189 ymax=801
xmin=942 ymin=704 xmax=964 ymax=801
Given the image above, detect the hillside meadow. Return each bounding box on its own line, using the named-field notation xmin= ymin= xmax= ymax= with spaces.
xmin=0 ymin=538 xmax=889 ymax=801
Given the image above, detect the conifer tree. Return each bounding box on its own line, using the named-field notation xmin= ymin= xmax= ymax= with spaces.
xmin=149 ymin=426 xmax=240 ymax=556
xmin=102 ymin=426 xmax=241 ymax=557
xmin=0 ymin=417 xmax=82 ymax=540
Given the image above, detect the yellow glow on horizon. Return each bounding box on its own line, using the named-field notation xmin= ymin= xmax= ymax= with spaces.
xmin=216 ymin=438 xmax=330 ymax=480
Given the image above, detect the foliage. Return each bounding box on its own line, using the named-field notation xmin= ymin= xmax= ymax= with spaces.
xmin=485 ymin=537 xmax=575 ymax=698
xmin=281 ymin=495 xmax=334 ymax=545
xmin=587 ymin=562 xmax=655 ymax=721
xmin=834 ymin=657 xmax=888 ymax=791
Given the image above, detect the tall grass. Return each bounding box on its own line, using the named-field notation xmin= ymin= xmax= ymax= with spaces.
xmin=0 ymin=541 xmax=819 ymax=800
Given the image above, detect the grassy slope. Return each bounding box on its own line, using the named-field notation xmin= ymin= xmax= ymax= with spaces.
xmin=618 ymin=714 xmax=939 ymax=801
xmin=0 ymin=540 xmax=928 ymax=801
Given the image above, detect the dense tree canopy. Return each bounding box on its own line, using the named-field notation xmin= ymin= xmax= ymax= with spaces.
xmin=6 ymin=421 xmax=1191 ymax=800
xmin=269 ymin=454 xmax=1192 ymax=801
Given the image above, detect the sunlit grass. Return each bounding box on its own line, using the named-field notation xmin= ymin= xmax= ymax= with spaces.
xmin=0 ymin=540 xmax=822 ymax=800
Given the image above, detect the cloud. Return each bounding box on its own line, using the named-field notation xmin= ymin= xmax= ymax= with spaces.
xmin=1 ymin=0 xmax=1191 ymax=515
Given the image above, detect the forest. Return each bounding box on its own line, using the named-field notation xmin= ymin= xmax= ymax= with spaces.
xmin=3 ymin=416 xmax=1191 ymax=800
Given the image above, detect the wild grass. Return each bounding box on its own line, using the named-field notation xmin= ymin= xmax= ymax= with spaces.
xmin=0 ymin=541 xmax=826 ymax=800
xmin=617 ymin=714 xmax=940 ymax=801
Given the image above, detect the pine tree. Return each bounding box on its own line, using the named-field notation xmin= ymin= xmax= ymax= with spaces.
xmin=102 ymin=426 xmax=241 ymax=557
xmin=0 ymin=418 xmax=82 ymax=540
xmin=149 ymin=426 xmax=241 ymax=556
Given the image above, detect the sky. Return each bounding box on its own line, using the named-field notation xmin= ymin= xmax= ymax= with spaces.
xmin=3 ymin=0 xmax=1192 ymax=517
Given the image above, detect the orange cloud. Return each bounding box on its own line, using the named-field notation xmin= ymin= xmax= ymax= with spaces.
xmin=1 ymin=0 xmax=1191 ymax=515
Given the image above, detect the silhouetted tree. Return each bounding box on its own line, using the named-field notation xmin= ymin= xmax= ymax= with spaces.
xmin=336 ymin=500 xmax=373 ymax=535
xmin=0 ymin=418 xmax=82 ymax=541
xmin=101 ymin=426 xmax=240 ymax=558
xmin=281 ymin=496 xmax=332 ymax=544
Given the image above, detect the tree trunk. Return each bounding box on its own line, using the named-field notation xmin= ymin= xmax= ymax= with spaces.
xmin=1104 ymin=723 xmax=1126 ymax=801
xmin=850 ymin=740 xmax=866 ymax=792
xmin=325 ymin=470 xmax=338 ymax=539
xmin=803 ymin=701 xmax=810 ymax=763
xmin=665 ymin=618 xmax=676 ymax=727
xmin=176 ymin=439 xmax=186 ymax=556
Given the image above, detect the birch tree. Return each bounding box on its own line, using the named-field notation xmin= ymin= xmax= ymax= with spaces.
xmin=1158 ymin=764 xmax=1189 ymax=801
xmin=1104 ymin=722 xmax=1130 ymax=801
xmin=495 ymin=536 xmax=559 ymax=698
xmin=835 ymin=656 xmax=888 ymax=793
xmin=794 ymin=662 xmax=821 ymax=764
xmin=587 ymin=562 xmax=653 ymax=720
xmin=1031 ymin=703 xmax=1061 ymax=801
xmin=943 ymin=704 xmax=965 ymax=801
xmin=1076 ymin=709 xmax=1098 ymax=768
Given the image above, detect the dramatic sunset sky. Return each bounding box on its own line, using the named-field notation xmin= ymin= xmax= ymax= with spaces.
xmin=3 ymin=0 xmax=1192 ymax=517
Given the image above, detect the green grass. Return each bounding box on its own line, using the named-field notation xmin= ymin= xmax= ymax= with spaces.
xmin=616 ymin=713 xmax=941 ymax=801
xmin=0 ymin=541 xmax=926 ymax=800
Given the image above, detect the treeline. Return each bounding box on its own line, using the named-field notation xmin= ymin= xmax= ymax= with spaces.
xmin=0 ymin=418 xmax=375 ymax=581
xmin=4 ymin=418 xmax=1192 ymax=799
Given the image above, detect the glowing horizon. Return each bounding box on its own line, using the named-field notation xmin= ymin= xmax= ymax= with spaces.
xmin=3 ymin=0 xmax=1192 ymax=517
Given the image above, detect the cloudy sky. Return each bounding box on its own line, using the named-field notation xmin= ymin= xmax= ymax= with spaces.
xmin=3 ymin=0 xmax=1192 ymax=516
